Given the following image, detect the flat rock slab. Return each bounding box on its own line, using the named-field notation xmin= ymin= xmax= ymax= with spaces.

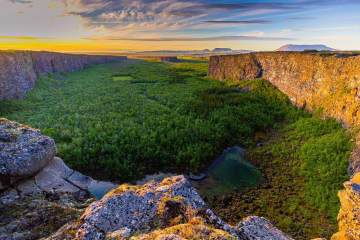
xmin=236 ymin=216 xmax=294 ymax=240
xmin=0 ymin=119 xmax=57 ymax=187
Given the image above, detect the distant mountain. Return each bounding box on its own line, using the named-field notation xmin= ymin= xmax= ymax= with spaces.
xmin=113 ymin=48 xmax=253 ymax=56
xmin=213 ymin=48 xmax=232 ymax=52
xmin=276 ymin=44 xmax=337 ymax=52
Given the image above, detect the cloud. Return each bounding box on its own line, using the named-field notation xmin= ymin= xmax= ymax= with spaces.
xmin=171 ymin=0 xmax=360 ymax=17
xmin=9 ymin=0 xmax=32 ymax=4
xmin=85 ymin=35 xmax=294 ymax=42
xmin=287 ymin=17 xmax=315 ymax=20
xmin=203 ymin=20 xmax=271 ymax=24
xmin=170 ymin=2 xmax=300 ymax=17
xmin=0 ymin=35 xmax=48 ymax=40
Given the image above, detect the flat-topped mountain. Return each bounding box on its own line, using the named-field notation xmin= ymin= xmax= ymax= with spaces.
xmin=276 ymin=44 xmax=337 ymax=51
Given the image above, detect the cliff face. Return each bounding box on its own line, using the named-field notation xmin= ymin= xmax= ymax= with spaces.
xmin=0 ymin=51 xmax=126 ymax=100
xmin=208 ymin=52 xmax=360 ymax=175
xmin=208 ymin=52 xmax=360 ymax=240
xmin=332 ymin=173 xmax=360 ymax=240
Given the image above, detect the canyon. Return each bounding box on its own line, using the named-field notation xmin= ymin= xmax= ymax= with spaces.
xmin=208 ymin=52 xmax=360 ymax=240
xmin=0 ymin=51 xmax=126 ymax=100
xmin=1 ymin=51 xmax=360 ymax=239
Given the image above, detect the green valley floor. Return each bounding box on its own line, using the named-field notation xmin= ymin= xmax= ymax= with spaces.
xmin=0 ymin=59 xmax=353 ymax=239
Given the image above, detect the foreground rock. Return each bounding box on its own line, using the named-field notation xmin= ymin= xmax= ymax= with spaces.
xmin=332 ymin=172 xmax=360 ymax=240
xmin=48 ymin=175 xmax=293 ymax=240
xmin=0 ymin=119 xmax=116 ymax=204
xmin=0 ymin=118 xmax=57 ymax=190
xmin=0 ymin=192 xmax=95 ymax=240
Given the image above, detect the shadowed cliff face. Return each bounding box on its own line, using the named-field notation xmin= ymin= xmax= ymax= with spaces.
xmin=208 ymin=52 xmax=360 ymax=175
xmin=0 ymin=51 xmax=126 ymax=100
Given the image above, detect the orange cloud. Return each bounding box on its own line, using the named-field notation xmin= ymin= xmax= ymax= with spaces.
xmin=0 ymin=35 xmax=49 ymax=40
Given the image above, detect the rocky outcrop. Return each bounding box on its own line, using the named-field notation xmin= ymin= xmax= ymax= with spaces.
xmin=208 ymin=52 xmax=360 ymax=175
xmin=0 ymin=119 xmax=117 ymax=204
xmin=0 ymin=118 xmax=57 ymax=190
xmin=236 ymin=216 xmax=294 ymax=240
xmin=0 ymin=51 xmax=126 ymax=100
xmin=332 ymin=172 xmax=360 ymax=240
xmin=0 ymin=192 xmax=95 ymax=240
xmin=48 ymin=175 xmax=293 ymax=240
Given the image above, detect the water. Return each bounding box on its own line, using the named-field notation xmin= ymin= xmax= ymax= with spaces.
xmin=191 ymin=146 xmax=263 ymax=198
xmin=87 ymin=146 xmax=262 ymax=200
xmin=88 ymin=180 xmax=119 ymax=200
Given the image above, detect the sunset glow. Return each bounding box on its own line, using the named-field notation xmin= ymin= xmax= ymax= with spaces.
xmin=1 ymin=0 xmax=360 ymax=52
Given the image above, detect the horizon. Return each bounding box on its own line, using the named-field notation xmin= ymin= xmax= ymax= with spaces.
xmin=1 ymin=0 xmax=360 ymax=52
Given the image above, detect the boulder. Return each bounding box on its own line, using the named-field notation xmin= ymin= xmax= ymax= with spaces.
xmin=72 ymin=175 xmax=235 ymax=239
xmin=0 ymin=118 xmax=57 ymax=189
xmin=47 ymin=175 xmax=294 ymax=240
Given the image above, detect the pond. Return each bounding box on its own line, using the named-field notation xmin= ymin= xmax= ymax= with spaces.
xmin=87 ymin=146 xmax=262 ymax=200
xmin=88 ymin=180 xmax=119 ymax=200
xmin=191 ymin=146 xmax=263 ymax=198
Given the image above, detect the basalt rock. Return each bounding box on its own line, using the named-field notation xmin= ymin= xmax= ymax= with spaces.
xmin=0 ymin=51 xmax=126 ymax=100
xmin=235 ymin=216 xmax=294 ymax=240
xmin=47 ymin=175 xmax=293 ymax=240
xmin=0 ymin=118 xmax=57 ymax=189
xmin=0 ymin=119 xmax=114 ymax=203
xmin=332 ymin=172 xmax=360 ymax=240
xmin=208 ymin=52 xmax=360 ymax=176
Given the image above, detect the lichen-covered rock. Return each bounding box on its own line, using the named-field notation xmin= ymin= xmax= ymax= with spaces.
xmin=131 ymin=217 xmax=238 ymax=240
xmin=0 ymin=51 xmax=126 ymax=100
xmin=235 ymin=216 xmax=294 ymax=240
xmin=0 ymin=118 xmax=57 ymax=188
xmin=0 ymin=192 xmax=95 ymax=240
xmin=332 ymin=172 xmax=360 ymax=240
xmin=74 ymin=175 xmax=235 ymax=239
xmin=47 ymin=175 xmax=294 ymax=240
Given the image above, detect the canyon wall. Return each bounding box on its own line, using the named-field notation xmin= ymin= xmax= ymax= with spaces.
xmin=208 ymin=52 xmax=360 ymax=175
xmin=0 ymin=51 xmax=126 ymax=100
xmin=208 ymin=52 xmax=360 ymax=240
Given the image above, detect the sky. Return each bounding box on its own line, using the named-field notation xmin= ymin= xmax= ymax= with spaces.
xmin=0 ymin=0 xmax=359 ymax=52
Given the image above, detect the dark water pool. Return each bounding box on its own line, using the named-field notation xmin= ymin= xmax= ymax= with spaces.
xmin=88 ymin=180 xmax=119 ymax=200
xmin=191 ymin=146 xmax=263 ymax=198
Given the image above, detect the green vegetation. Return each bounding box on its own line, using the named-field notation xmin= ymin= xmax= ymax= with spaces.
xmin=0 ymin=59 xmax=353 ymax=239
xmin=1 ymin=60 xmax=300 ymax=182
xmin=210 ymin=116 xmax=352 ymax=239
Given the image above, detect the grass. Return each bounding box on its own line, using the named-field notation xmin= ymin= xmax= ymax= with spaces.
xmin=0 ymin=58 xmax=353 ymax=239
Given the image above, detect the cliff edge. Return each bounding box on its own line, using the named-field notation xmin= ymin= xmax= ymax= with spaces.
xmin=208 ymin=52 xmax=360 ymax=175
xmin=0 ymin=51 xmax=126 ymax=100
xmin=208 ymin=52 xmax=360 ymax=240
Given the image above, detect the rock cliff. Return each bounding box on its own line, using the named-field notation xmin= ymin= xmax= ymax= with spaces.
xmin=0 ymin=51 xmax=126 ymax=100
xmin=208 ymin=52 xmax=360 ymax=240
xmin=332 ymin=172 xmax=360 ymax=240
xmin=208 ymin=52 xmax=360 ymax=175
